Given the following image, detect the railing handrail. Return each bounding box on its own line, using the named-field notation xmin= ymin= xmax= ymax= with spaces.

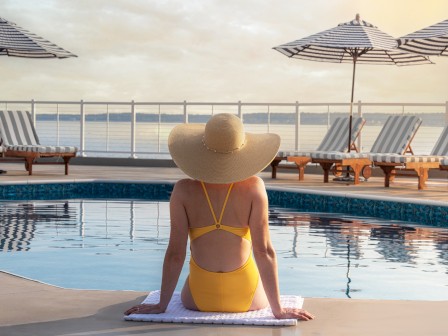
xmin=1 ymin=100 xmax=446 ymax=107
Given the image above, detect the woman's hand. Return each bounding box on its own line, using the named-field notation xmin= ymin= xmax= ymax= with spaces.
xmin=124 ymin=303 xmax=166 ymax=315
xmin=274 ymin=307 xmax=315 ymax=321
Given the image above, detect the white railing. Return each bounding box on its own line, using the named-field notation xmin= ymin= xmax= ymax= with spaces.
xmin=0 ymin=100 xmax=447 ymax=158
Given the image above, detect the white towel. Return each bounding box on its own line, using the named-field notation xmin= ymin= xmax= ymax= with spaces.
xmin=124 ymin=290 xmax=304 ymax=326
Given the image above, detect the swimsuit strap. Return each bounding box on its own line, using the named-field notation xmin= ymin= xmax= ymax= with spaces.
xmin=200 ymin=181 xmax=234 ymax=226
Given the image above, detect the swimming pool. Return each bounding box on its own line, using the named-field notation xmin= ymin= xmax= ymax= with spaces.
xmin=1 ymin=195 xmax=447 ymax=300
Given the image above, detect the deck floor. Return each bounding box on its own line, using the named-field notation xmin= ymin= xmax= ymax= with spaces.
xmin=0 ymin=162 xmax=447 ymax=336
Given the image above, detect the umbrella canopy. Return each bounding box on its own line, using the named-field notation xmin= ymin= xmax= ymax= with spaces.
xmin=273 ymin=14 xmax=431 ymax=153
xmin=0 ymin=17 xmax=76 ymax=58
xmin=398 ymin=19 xmax=448 ymax=56
xmin=274 ymin=14 xmax=431 ymax=66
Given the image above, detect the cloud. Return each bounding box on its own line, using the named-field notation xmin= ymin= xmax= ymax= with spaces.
xmin=1 ymin=0 xmax=447 ymax=102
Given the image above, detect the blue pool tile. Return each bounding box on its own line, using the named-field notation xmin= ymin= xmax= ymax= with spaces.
xmin=268 ymin=190 xmax=448 ymax=226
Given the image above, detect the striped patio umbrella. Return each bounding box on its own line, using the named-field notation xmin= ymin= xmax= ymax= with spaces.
xmin=0 ymin=16 xmax=76 ymax=58
xmin=0 ymin=16 xmax=75 ymax=174
xmin=273 ymin=14 xmax=431 ymax=153
xmin=398 ymin=19 xmax=448 ymax=56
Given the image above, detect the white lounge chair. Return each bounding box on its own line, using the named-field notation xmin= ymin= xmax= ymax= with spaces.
xmin=271 ymin=117 xmax=365 ymax=180
xmin=0 ymin=110 xmax=77 ymax=175
xmin=309 ymin=115 xmax=422 ymax=185
xmin=372 ymin=125 xmax=448 ymax=189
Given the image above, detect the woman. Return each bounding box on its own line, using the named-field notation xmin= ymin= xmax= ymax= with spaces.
xmin=125 ymin=113 xmax=314 ymax=320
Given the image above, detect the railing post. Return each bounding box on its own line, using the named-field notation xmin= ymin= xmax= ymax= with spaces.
xmin=357 ymin=100 xmax=362 ymax=151
xmin=238 ymin=100 xmax=242 ymax=119
xmin=183 ymin=100 xmax=188 ymax=123
xmin=267 ymin=104 xmax=271 ymax=133
xmin=106 ymin=104 xmax=110 ymax=152
xmin=445 ymin=101 xmax=448 ymax=126
xmin=80 ymin=100 xmax=86 ymax=157
xmin=56 ymin=104 xmax=60 ymax=146
xmin=158 ymin=104 xmax=161 ymax=153
xmin=295 ymin=101 xmax=300 ymax=151
xmin=31 ymin=99 xmax=36 ymax=124
xmin=129 ymin=100 xmax=137 ymax=158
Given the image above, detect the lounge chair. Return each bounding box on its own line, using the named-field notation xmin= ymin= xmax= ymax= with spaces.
xmin=0 ymin=110 xmax=77 ymax=175
xmin=309 ymin=115 xmax=422 ymax=185
xmin=271 ymin=117 xmax=365 ymax=180
xmin=372 ymin=125 xmax=448 ymax=190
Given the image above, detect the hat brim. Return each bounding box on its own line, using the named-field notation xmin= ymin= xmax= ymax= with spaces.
xmin=168 ymin=123 xmax=280 ymax=184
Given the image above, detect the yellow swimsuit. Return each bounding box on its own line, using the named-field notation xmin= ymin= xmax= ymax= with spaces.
xmin=188 ymin=182 xmax=260 ymax=313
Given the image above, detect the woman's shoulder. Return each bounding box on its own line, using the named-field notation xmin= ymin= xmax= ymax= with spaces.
xmin=171 ymin=179 xmax=198 ymax=198
xmin=173 ymin=178 xmax=199 ymax=192
xmin=238 ymin=175 xmax=265 ymax=188
xmin=235 ymin=176 xmax=266 ymax=198
xmin=175 ymin=178 xmax=197 ymax=186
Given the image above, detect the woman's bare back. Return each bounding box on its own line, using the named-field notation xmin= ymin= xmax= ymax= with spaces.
xmin=179 ymin=177 xmax=257 ymax=272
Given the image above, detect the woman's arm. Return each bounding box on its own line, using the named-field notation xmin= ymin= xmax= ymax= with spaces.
xmin=249 ymin=178 xmax=314 ymax=321
xmin=125 ymin=181 xmax=189 ymax=315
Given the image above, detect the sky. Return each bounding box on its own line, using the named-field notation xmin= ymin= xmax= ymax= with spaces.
xmin=1 ymin=0 xmax=448 ymax=103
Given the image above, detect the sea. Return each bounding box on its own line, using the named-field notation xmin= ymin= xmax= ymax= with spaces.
xmin=35 ymin=120 xmax=444 ymax=159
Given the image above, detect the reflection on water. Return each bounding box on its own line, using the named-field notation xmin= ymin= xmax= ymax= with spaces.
xmin=269 ymin=208 xmax=448 ymax=299
xmin=370 ymin=226 xmax=417 ymax=263
xmin=0 ymin=200 xmax=447 ymax=299
xmin=0 ymin=202 xmax=74 ymax=252
xmin=269 ymin=208 xmax=448 ymax=264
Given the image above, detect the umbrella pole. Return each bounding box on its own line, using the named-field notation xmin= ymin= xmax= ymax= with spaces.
xmin=348 ymin=55 xmax=357 ymax=153
xmin=343 ymin=55 xmax=357 ymax=179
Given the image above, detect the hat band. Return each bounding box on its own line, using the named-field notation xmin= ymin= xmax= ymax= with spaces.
xmin=202 ymin=136 xmax=246 ymax=154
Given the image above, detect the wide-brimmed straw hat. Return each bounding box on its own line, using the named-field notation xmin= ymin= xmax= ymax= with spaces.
xmin=168 ymin=113 xmax=280 ymax=184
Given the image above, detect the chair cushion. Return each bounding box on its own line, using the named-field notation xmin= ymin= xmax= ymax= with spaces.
xmin=277 ymin=117 xmax=365 ymax=158
xmin=5 ymin=145 xmax=78 ymax=154
xmin=308 ymin=115 xmax=422 ymax=162
xmin=278 ymin=150 xmax=314 ymax=157
xmin=0 ymin=110 xmax=40 ymax=146
xmin=370 ymin=154 xmax=447 ymax=164
xmin=316 ymin=116 xmax=365 ymax=152
xmin=369 ymin=115 xmax=422 ymax=154
xmin=310 ymin=151 xmax=370 ymax=160
xmin=430 ymin=126 xmax=448 ymax=156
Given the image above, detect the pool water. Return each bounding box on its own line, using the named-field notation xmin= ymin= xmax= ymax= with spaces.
xmin=0 ymin=199 xmax=447 ymax=300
